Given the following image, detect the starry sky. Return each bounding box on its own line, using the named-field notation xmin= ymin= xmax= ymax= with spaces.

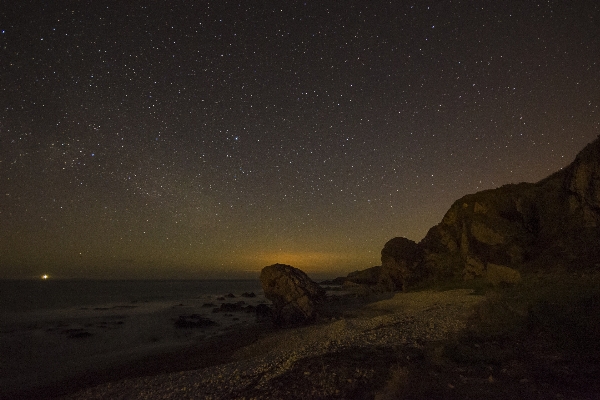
xmin=1 ymin=1 xmax=599 ymax=279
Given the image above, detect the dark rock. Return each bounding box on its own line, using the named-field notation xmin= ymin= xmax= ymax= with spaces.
xmin=419 ymin=182 xmax=542 ymax=280
xmin=565 ymin=137 xmax=600 ymax=228
xmin=216 ymin=296 xmax=225 ymax=301
xmin=241 ymin=292 xmax=257 ymax=298
xmin=485 ymin=263 xmax=521 ymax=286
xmin=256 ymin=303 xmax=273 ymax=322
xmin=319 ymin=277 xmax=347 ymax=286
xmin=224 ymin=293 xmax=236 ymax=298
xmin=343 ymin=255 xmax=427 ymax=293
xmin=420 ymin=138 xmax=600 ymax=279
xmin=349 ymin=136 xmax=600 ymax=290
xmin=342 ymin=266 xmax=386 ymax=294
xmin=62 ymin=329 xmax=93 ymax=339
xmin=345 ymin=266 xmax=382 ymax=286
xmin=380 ymin=237 xmax=425 ymax=291
xmin=212 ymin=301 xmax=248 ymax=313
xmin=174 ymin=314 xmax=217 ymax=328
xmin=260 ymin=264 xmax=326 ymax=326
xmin=201 ymin=303 xmax=216 ymax=308
xmin=222 ymin=302 xmax=243 ymax=311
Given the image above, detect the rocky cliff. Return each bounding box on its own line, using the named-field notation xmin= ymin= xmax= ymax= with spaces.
xmin=348 ymin=136 xmax=600 ymax=291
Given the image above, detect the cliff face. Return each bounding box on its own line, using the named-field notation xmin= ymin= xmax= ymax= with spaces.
xmin=564 ymin=138 xmax=600 ymax=228
xmin=419 ymin=136 xmax=600 ymax=281
xmin=355 ymin=137 xmax=600 ymax=291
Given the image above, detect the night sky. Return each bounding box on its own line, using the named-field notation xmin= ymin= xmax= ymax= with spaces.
xmin=1 ymin=1 xmax=599 ymax=279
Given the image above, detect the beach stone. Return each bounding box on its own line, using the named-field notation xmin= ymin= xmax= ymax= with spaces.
xmin=260 ymin=264 xmax=326 ymax=326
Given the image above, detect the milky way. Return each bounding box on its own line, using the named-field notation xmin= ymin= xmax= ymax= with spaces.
xmin=1 ymin=1 xmax=598 ymax=279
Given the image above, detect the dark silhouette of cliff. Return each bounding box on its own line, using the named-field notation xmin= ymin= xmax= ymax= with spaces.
xmin=346 ymin=136 xmax=600 ymax=290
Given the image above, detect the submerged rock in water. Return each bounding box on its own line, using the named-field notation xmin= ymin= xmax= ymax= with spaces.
xmin=175 ymin=314 xmax=217 ymax=329
xmin=212 ymin=301 xmax=255 ymax=313
xmin=260 ymin=264 xmax=326 ymax=327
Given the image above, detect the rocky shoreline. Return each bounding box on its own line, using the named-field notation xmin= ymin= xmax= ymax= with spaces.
xmin=0 ymin=288 xmax=268 ymax=400
xmin=63 ymin=289 xmax=484 ymax=399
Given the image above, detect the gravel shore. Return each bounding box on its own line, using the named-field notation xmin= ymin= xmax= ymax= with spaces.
xmin=64 ymin=289 xmax=484 ymax=399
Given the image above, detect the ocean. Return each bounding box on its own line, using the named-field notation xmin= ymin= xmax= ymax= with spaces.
xmin=0 ymin=279 xmax=264 ymax=314
xmin=0 ymin=279 xmax=267 ymax=397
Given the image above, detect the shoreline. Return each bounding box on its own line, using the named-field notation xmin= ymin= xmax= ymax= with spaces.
xmin=0 ymin=288 xmax=268 ymax=400
xmin=60 ymin=289 xmax=484 ymax=399
xmin=0 ymin=288 xmax=381 ymax=400
xmin=8 ymin=322 xmax=274 ymax=400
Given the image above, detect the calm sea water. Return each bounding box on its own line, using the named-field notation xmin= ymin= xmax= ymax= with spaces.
xmin=0 ymin=279 xmax=263 ymax=313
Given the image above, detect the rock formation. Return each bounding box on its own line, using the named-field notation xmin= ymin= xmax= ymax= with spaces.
xmin=260 ymin=264 xmax=326 ymax=326
xmin=380 ymin=237 xmax=425 ymax=291
xmin=421 ymin=136 xmax=600 ymax=282
xmin=350 ymin=136 xmax=600 ymax=291
xmin=344 ymin=266 xmax=382 ymax=286
xmin=344 ymin=238 xmax=424 ymax=292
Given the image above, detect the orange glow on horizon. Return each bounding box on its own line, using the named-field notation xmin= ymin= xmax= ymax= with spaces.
xmin=248 ymin=251 xmax=359 ymax=272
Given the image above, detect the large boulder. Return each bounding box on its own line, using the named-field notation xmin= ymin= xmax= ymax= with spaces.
xmin=343 ymin=238 xmax=425 ymax=293
xmin=260 ymin=264 xmax=326 ymax=326
xmin=380 ymin=237 xmax=425 ymax=291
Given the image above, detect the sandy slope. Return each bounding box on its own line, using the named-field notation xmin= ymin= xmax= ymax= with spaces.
xmin=64 ymin=289 xmax=484 ymax=399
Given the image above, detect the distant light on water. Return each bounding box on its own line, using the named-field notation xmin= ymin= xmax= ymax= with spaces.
xmin=41 ymin=274 xmax=49 ymax=280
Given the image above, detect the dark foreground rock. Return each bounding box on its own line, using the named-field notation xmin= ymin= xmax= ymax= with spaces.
xmin=260 ymin=263 xmax=326 ymax=326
